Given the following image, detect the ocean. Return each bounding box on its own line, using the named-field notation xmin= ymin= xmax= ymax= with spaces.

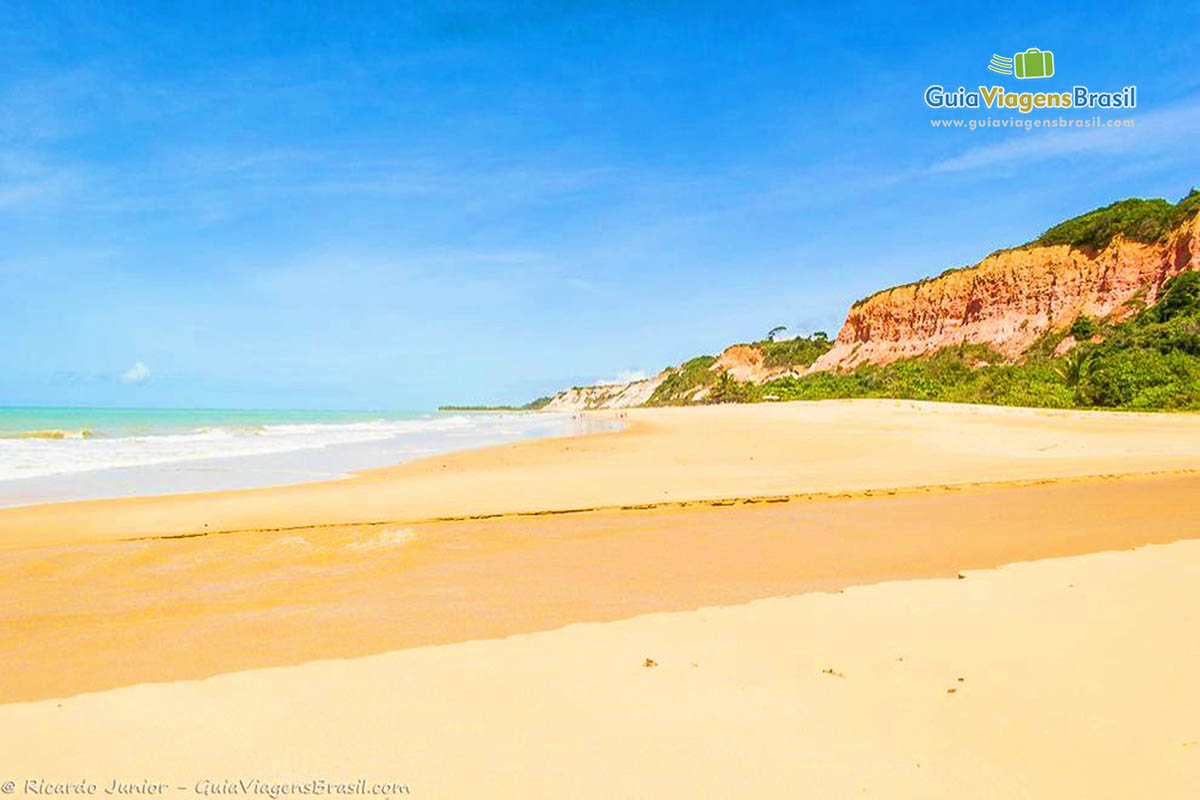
xmin=0 ymin=406 xmax=606 ymax=507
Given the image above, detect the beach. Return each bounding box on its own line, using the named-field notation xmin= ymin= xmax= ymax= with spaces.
xmin=3 ymin=542 xmax=1196 ymax=798
xmin=5 ymin=398 xmax=1200 ymax=547
xmin=0 ymin=409 xmax=607 ymax=507
xmin=3 ymin=399 xmax=1199 ymax=797
xmin=10 ymin=3 xmax=1197 ymax=796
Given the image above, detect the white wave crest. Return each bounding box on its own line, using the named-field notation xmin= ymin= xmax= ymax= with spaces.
xmin=0 ymin=415 xmax=482 ymax=482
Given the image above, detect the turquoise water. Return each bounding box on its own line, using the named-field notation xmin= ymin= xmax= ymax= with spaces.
xmin=0 ymin=406 xmax=426 ymax=439
xmin=0 ymin=406 xmax=608 ymax=505
xmin=0 ymin=405 xmax=519 ymax=484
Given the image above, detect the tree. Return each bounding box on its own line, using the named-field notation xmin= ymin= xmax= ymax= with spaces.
xmin=710 ymin=371 xmax=751 ymax=404
xmin=766 ymin=326 xmax=787 ymax=342
xmin=812 ymin=330 xmax=830 ymax=343
xmin=1055 ymin=348 xmax=1092 ymax=388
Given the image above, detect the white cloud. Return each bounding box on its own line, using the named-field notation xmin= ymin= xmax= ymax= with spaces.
xmin=120 ymin=361 xmax=150 ymax=384
xmin=928 ymin=96 xmax=1200 ymax=174
xmin=593 ymin=369 xmax=647 ymax=386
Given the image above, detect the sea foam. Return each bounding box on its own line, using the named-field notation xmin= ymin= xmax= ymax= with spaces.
xmin=0 ymin=415 xmax=474 ymax=482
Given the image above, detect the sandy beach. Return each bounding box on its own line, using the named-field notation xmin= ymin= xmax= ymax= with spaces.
xmin=3 ymin=400 xmax=1200 ymax=797
xmin=10 ymin=4 xmax=1199 ymax=795
xmin=3 ymin=540 xmax=1197 ymax=798
xmin=4 ymin=399 xmax=1200 ymax=549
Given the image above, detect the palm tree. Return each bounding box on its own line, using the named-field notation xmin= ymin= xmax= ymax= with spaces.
xmin=1055 ymin=348 xmax=1091 ymax=387
xmin=766 ymin=326 xmax=787 ymax=342
xmin=710 ymin=371 xmax=742 ymax=404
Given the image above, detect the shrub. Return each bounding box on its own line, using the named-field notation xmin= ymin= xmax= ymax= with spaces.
xmin=1036 ymin=198 xmax=1179 ymax=250
xmin=1069 ymin=315 xmax=1098 ymax=340
xmin=709 ymin=371 xmax=758 ymax=404
xmin=646 ymin=355 xmax=718 ymax=405
xmin=1034 ymin=192 xmax=1200 ymax=251
xmin=1154 ymin=271 xmax=1200 ymax=322
xmin=757 ymin=335 xmax=832 ymax=369
xmin=1074 ymin=349 xmax=1200 ymax=408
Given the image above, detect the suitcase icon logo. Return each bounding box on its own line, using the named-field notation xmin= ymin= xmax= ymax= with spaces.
xmin=988 ymin=48 xmax=1055 ymax=79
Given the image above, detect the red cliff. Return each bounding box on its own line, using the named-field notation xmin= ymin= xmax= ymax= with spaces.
xmin=812 ymin=213 xmax=1200 ymax=372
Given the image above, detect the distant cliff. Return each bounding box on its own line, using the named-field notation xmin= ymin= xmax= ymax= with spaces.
xmin=541 ymin=374 xmax=667 ymax=411
xmin=527 ymin=190 xmax=1200 ymax=412
xmin=812 ymin=197 xmax=1200 ymax=372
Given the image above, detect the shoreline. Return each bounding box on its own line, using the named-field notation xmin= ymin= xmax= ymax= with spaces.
xmin=0 ymin=409 xmax=610 ymax=509
xmin=5 ymin=398 xmax=1200 ymax=549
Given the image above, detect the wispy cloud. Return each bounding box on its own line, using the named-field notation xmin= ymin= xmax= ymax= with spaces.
xmin=928 ymin=95 xmax=1200 ymax=174
xmin=0 ymin=149 xmax=80 ymax=209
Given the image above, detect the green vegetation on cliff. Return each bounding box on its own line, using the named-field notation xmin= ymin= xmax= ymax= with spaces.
xmin=758 ymin=333 xmax=831 ymax=368
xmin=639 ymin=271 xmax=1200 ymax=411
xmin=1070 ymin=272 xmax=1200 ymax=408
xmin=756 ymin=271 xmax=1200 ymax=411
xmin=646 ymin=335 xmax=833 ymax=405
xmin=646 ymin=355 xmax=718 ymax=405
xmin=759 ymin=345 xmax=1072 ymax=408
xmin=1033 ymin=191 xmax=1200 ymax=250
xmin=849 ymin=190 xmax=1200 ymax=310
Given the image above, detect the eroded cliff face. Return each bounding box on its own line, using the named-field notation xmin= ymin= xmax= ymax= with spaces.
xmin=812 ymin=214 xmax=1200 ymax=372
xmin=710 ymin=345 xmax=786 ymax=383
xmin=542 ymin=373 xmax=667 ymax=411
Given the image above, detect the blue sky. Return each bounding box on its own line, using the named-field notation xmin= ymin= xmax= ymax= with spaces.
xmin=3 ymin=1 xmax=1198 ymax=409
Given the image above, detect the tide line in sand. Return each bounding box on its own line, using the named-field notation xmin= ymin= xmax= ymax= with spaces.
xmin=124 ymin=465 xmax=1200 ymax=543
xmin=4 ymin=467 xmax=1199 ymax=703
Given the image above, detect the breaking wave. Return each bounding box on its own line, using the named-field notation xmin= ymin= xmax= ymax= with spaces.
xmin=0 ymin=415 xmax=478 ymax=482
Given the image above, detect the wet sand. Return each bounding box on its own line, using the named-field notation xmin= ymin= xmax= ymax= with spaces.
xmin=3 ymin=466 xmax=1198 ymax=703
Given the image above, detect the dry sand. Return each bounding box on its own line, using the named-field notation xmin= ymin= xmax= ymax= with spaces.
xmin=3 ymin=400 xmax=1200 ymax=797
xmin=2 ymin=540 xmax=1197 ymax=798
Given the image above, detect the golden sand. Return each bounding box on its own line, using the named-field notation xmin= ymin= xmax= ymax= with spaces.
xmin=2 ymin=540 xmax=1198 ymax=798
xmin=4 ymin=471 xmax=1199 ymax=703
xmin=4 ymin=399 xmax=1200 ymax=549
xmin=3 ymin=400 xmax=1199 ymax=797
